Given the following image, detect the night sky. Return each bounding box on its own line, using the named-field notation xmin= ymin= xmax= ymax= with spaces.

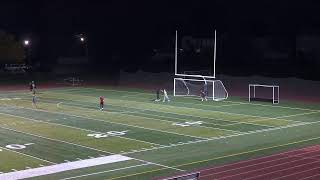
xmin=1 ymin=0 xmax=320 ymax=78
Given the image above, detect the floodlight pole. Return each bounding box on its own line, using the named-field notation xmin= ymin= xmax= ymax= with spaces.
xmin=175 ymin=30 xmax=178 ymax=75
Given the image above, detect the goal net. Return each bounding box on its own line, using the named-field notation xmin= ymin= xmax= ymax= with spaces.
xmin=174 ymin=78 xmax=228 ymax=101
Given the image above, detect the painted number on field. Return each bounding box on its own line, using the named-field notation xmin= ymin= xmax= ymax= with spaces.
xmin=5 ymin=143 xmax=34 ymax=150
xmin=87 ymin=131 xmax=128 ymax=139
xmin=173 ymin=121 xmax=203 ymax=127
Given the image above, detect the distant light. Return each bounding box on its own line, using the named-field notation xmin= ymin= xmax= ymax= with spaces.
xmin=80 ymin=37 xmax=85 ymax=42
xmin=24 ymin=40 xmax=29 ymax=46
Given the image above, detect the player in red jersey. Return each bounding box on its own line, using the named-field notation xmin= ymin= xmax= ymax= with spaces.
xmin=99 ymin=96 xmax=104 ymax=110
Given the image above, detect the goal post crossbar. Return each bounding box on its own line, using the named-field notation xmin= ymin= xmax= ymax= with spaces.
xmin=174 ymin=78 xmax=228 ymax=101
xmin=248 ymin=84 xmax=279 ymax=104
xmin=175 ymin=30 xmax=217 ymax=78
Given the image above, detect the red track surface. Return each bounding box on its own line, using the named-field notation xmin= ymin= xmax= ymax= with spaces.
xmin=197 ymin=145 xmax=320 ymax=180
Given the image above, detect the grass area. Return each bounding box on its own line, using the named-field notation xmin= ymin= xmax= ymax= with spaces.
xmin=0 ymin=87 xmax=319 ymax=179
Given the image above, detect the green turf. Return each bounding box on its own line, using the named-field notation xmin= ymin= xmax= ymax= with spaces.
xmin=0 ymin=86 xmax=319 ymax=179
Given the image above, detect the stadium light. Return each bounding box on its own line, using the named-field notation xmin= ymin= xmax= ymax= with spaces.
xmin=80 ymin=37 xmax=85 ymax=42
xmin=24 ymin=40 xmax=30 ymax=46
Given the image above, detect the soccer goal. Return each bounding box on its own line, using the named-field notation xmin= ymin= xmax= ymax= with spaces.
xmin=249 ymin=84 xmax=279 ymax=104
xmin=174 ymin=78 xmax=228 ymax=101
xmin=173 ymin=29 xmax=228 ymax=101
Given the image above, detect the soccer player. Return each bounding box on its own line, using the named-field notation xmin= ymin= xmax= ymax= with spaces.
xmin=99 ymin=96 xmax=104 ymax=110
xmin=32 ymin=94 xmax=37 ymax=108
xmin=161 ymin=89 xmax=170 ymax=102
xmin=29 ymin=81 xmax=36 ymax=94
xmin=155 ymin=89 xmax=161 ymax=102
xmin=200 ymin=89 xmax=207 ymax=101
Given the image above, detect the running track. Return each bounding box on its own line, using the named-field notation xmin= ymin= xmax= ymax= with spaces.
xmin=160 ymin=145 xmax=320 ymax=180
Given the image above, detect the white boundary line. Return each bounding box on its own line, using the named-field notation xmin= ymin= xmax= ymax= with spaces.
xmin=2 ymin=102 xmax=209 ymax=140
xmin=50 ymin=101 xmax=241 ymax=134
xmin=0 ymin=147 xmax=54 ymax=165
xmin=68 ymin=87 xmax=320 ymax=112
xmin=0 ymin=121 xmax=184 ymax=173
xmin=0 ymin=155 xmax=133 ymax=180
xmin=61 ymin=163 xmax=151 ymax=180
xmin=0 ymin=111 xmax=161 ymax=146
xmin=42 ymin=91 xmax=300 ymax=127
xmin=122 ymin=121 xmax=320 ymax=155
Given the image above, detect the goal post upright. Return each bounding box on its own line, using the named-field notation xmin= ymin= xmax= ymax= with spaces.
xmin=175 ymin=30 xmax=178 ymax=75
xmin=213 ymin=29 xmax=216 ymax=78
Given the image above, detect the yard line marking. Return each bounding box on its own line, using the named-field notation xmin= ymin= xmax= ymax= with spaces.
xmin=0 ymin=155 xmax=133 ymax=180
xmin=0 ymin=111 xmax=161 ymax=146
xmin=0 ymin=117 xmax=183 ymax=172
xmin=122 ymin=121 xmax=320 ymax=155
xmin=69 ymin=87 xmax=320 ymax=112
xmin=0 ymin=146 xmax=54 ymax=164
xmin=41 ymin=91 xmax=277 ymax=128
xmin=60 ymin=163 xmax=151 ymax=180
xmin=275 ymin=111 xmax=320 ymax=119
xmin=40 ymin=95 xmax=247 ymax=131
xmin=274 ymin=166 xmax=320 ymax=180
xmin=1 ymin=104 xmax=209 ymax=140
xmin=172 ymin=136 xmax=320 ymax=170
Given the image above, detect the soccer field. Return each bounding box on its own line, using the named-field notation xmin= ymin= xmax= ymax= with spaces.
xmin=0 ymin=87 xmax=320 ymax=179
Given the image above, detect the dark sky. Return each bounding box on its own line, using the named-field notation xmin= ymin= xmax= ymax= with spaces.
xmin=1 ymin=0 xmax=320 ymax=68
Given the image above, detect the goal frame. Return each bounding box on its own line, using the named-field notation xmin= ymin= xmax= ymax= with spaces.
xmin=174 ymin=30 xmax=217 ymax=79
xmin=248 ymin=84 xmax=279 ymax=104
xmin=173 ymin=77 xmax=228 ymax=101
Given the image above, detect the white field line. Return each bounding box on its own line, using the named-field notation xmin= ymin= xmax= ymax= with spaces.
xmin=223 ymin=111 xmax=320 ymax=127
xmin=122 ymin=121 xmax=320 ymax=155
xmin=45 ymin=96 xmax=261 ymax=130
xmin=274 ymin=166 xmax=320 ymax=180
xmin=34 ymin=94 xmax=274 ymax=129
xmin=74 ymin=87 xmax=320 ymax=112
xmin=55 ymin=101 xmax=150 ymax=117
xmin=0 ymin=122 xmax=183 ymax=172
xmin=0 ymin=112 xmax=161 ymax=146
xmin=44 ymin=90 xmax=302 ymax=126
xmin=193 ymin=144 xmax=320 ymax=174
xmin=60 ymin=163 xmax=151 ymax=180
xmin=211 ymin=147 xmax=320 ymax=176
xmin=0 ymin=146 xmax=54 ymax=165
xmin=51 ymin=101 xmax=240 ymax=134
xmin=0 ymin=155 xmax=133 ymax=180
xmin=244 ymin=159 xmax=320 ymax=180
xmin=56 ymin=102 xmax=62 ymax=108
xmin=2 ymin=103 xmax=209 ymax=140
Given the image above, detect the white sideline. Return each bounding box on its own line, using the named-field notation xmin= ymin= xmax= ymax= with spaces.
xmin=0 ymin=155 xmax=132 ymax=180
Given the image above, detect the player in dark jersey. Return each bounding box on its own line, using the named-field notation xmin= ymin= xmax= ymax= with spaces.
xmin=155 ymin=89 xmax=161 ymax=102
xmin=200 ymin=89 xmax=207 ymax=101
xmin=99 ymin=96 xmax=104 ymax=110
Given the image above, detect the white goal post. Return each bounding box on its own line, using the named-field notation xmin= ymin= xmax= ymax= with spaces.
xmin=174 ymin=78 xmax=228 ymax=101
xmin=249 ymin=84 xmax=279 ymax=104
xmin=174 ymin=30 xmax=217 ymax=79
